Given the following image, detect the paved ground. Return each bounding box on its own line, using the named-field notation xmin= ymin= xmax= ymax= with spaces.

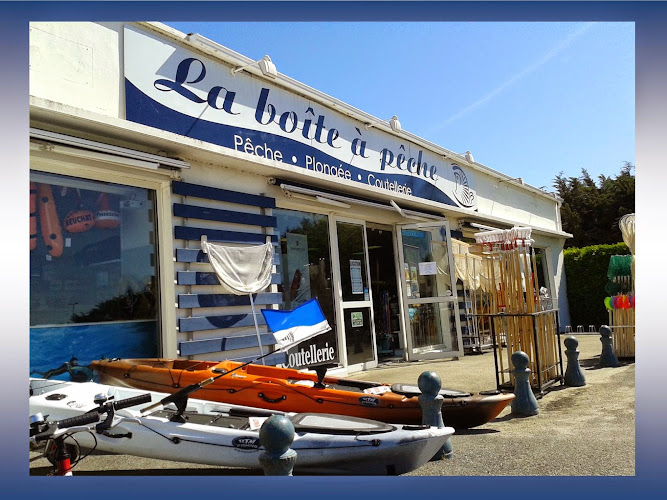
xmin=29 ymin=335 xmax=634 ymax=476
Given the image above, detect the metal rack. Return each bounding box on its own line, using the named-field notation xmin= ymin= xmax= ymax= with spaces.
xmin=477 ymin=309 xmax=564 ymax=394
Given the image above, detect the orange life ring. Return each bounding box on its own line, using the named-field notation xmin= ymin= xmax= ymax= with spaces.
xmin=30 ymin=182 xmax=37 ymax=251
xmin=38 ymin=183 xmax=63 ymax=258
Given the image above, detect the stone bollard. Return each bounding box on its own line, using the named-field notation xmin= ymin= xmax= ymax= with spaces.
xmin=417 ymin=371 xmax=453 ymax=459
xmin=563 ymin=336 xmax=587 ymax=387
xmin=510 ymin=351 xmax=539 ymax=416
xmin=599 ymin=325 xmax=619 ymax=368
xmin=258 ymin=414 xmax=297 ymax=476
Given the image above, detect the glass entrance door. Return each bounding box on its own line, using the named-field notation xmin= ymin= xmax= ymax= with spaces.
xmin=397 ymin=222 xmax=463 ymax=361
xmin=332 ymin=218 xmax=377 ymax=371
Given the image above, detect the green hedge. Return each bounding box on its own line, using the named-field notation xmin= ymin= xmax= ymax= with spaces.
xmin=563 ymin=242 xmax=630 ymax=330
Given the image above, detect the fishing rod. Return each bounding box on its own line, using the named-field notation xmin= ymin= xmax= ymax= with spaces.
xmin=140 ymin=294 xmax=331 ymax=417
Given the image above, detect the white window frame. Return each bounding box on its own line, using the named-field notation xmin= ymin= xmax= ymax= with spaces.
xmin=30 ymin=141 xmax=179 ymax=357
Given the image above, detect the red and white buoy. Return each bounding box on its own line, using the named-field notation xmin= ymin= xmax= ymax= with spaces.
xmin=95 ymin=193 xmax=120 ymax=229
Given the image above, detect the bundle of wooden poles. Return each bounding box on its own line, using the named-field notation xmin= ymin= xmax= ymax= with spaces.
xmin=610 ymin=307 xmax=635 ymax=358
xmin=607 ymin=264 xmax=635 ymax=358
xmin=470 ymin=227 xmax=560 ymax=389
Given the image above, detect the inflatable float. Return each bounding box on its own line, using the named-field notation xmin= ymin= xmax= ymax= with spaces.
xmin=37 ymin=183 xmax=63 ymax=257
xmin=30 ymin=182 xmax=38 ymax=251
xmin=90 ymin=358 xmax=514 ymax=428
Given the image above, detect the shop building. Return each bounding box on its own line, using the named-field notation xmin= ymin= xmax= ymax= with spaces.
xmin=29 ymin=22 xmax=571 ymax=378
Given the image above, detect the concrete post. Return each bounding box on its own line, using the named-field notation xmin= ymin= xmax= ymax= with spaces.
xmin=564 ymin=336 xmax=587 ymax=387
xmin=258 ymin=415 xmax=297 ymax=476
xmin=599 ymin=325 xmax=619 ymax=368
xmin=510 ymin=351 xmax=539 ymax=416
xmin=417 ymin=371 xmax=453 ymax=459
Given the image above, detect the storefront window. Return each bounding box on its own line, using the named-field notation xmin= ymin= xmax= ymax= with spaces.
xmin=402 ymin=228 xmax=453 ymax=299
xmin=29 ymin=171 xmax=159 ymax=380
xmin=275 ymin=209 xmax=338 ymax=368
xmin=336 ymin=222 xmax=369 ymax=302
xmin=533 ymin=248 xmax=553 ymax=310
xmin=408 ymin=302 xmax=458 ymax=351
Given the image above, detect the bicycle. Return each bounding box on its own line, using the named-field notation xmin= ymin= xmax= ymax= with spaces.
xmin=30 ymin=392 xmax=152 ymax=475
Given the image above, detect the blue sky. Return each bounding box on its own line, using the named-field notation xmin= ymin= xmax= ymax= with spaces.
xmin=165 ymin=21 xmax=634 ymax=192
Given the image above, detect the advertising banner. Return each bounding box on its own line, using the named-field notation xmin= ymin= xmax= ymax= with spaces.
xmin=124 ymin=26 xmax=477 ymax=210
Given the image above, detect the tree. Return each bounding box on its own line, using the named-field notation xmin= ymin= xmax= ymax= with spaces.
xmin=553 ymin=163 xmax=634 ymax=248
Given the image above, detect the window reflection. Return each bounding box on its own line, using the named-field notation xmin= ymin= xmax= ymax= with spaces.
xmin=29 ymin=171 xmax=159 ymax=380
xmin=402 ymin=228 xmax=452 ymax=299
xmin=336 ymin=222 xmax=368 ymax=302
xmin=409 ymin=302 xmax=458 ymax=351
xmin=30 ymin=172 xmax=158 ymax=326
xmin=275 ymin=209 xmax=338 ymax=367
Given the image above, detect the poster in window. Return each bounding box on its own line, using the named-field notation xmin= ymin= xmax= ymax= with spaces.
xmin=350 ymin=259 xmax=363 ymax=294
xmin=286 ymin=232 xmax=310 ymax=307
xmin=410 ymin=266 xmax=420 ymax=297
xmin=419 ymin=261 xmax=437 ymax=276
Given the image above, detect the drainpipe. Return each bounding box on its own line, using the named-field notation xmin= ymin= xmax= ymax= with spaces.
xmin=553 ymin=193 xmax=563 ymax=232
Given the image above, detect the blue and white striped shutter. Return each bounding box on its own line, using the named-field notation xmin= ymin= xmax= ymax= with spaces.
xmin=171 ymin=181 xmax=285 ymax=364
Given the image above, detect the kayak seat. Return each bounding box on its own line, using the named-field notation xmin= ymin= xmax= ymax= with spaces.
xmin=328 ymin=378 xmax=384 ymax=391
xmin=290 ymin=413 xmax=394 ymax=435
xmin=390 ymin=383 xmax=472 ymax=398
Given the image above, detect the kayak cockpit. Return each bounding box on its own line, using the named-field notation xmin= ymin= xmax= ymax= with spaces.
xmin=151 ymin=408 xmax=398 ymax=436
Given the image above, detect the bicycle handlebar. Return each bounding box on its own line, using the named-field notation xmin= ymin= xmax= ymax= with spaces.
xmin=32 ymin=412 xmax=101 ymax=442
xmin=55 ymin=412 xmax=102 ymax=432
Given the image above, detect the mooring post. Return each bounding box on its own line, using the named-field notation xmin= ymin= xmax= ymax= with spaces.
xmin=510 ymin=351 xmax=539 ymax=416
xmin=418 ymin=371 xmax=453 ymax=459
xmin=564 ymin=336 xmax=587 ymax=387
xmin=258 ymin=415 xmax=297 ymax=476
xmin=599 ymin=325 xmax=619 ymax=368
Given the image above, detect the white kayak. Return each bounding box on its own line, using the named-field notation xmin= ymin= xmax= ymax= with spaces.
xmin=30 ymin=378 xmax=454 ymax=475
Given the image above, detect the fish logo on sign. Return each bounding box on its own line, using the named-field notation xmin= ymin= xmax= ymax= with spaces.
xmin=452 ymin=165 xmax=475 ymax=208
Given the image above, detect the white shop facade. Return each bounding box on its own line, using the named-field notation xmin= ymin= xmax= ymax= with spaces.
xmin=29 ymin=22 xmax=571 ymax=379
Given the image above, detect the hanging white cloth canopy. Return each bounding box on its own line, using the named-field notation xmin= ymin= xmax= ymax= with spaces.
xmin=451 ymin=238 xmax=500 ymax=292
xmin=201 ymin=239 xmax=274 ymax=295
xmin=201 ymin=237 xmax=274 ymax=362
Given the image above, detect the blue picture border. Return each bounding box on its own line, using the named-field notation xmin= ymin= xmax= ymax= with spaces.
xmin=5 ymin=2 xmax=660 ymax=498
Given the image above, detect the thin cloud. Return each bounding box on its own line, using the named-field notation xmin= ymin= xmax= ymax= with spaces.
xmin=439 ymin=23 xmax=595 ymax=128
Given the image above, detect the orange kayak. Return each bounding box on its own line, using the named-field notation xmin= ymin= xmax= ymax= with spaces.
xmin=90 ymin=358 xmax=514 ymax=429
